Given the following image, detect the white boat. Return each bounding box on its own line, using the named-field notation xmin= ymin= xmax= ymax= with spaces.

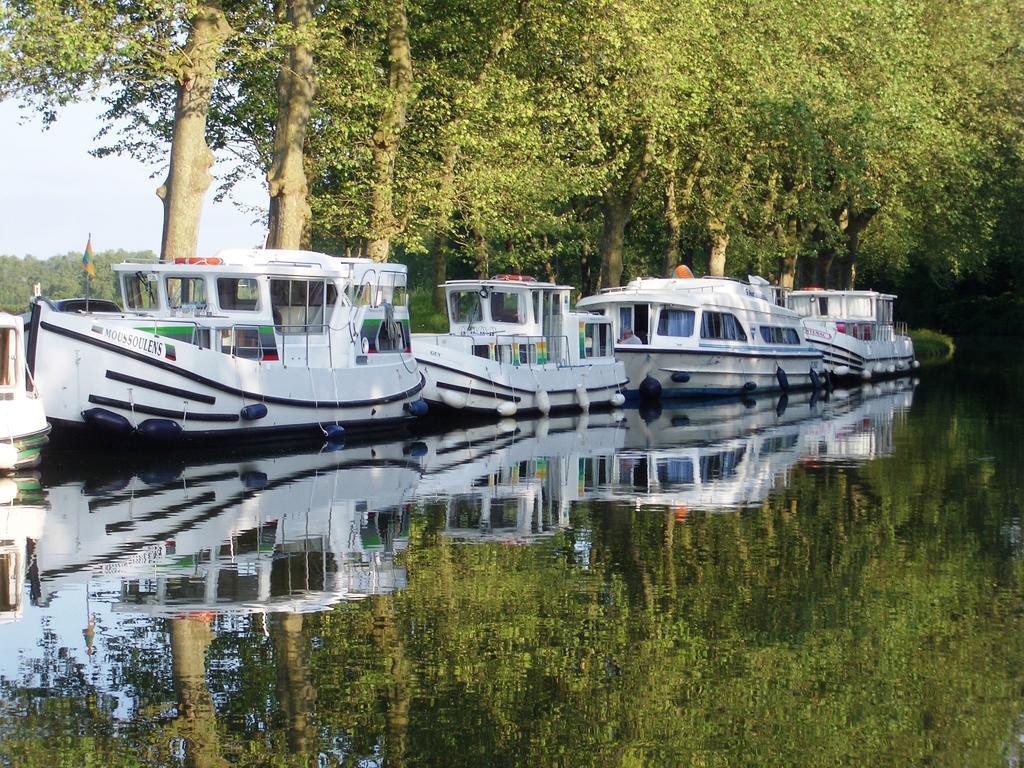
xmin=576 ymin=270 xmax=826 ymax=401
xmin=27 ymin=249 xmax=428 ymax=443
xmin=0 ymin=313 xmax=50 ymax=470
xmin=412 ymin=275 xmax=627 ymax=416
xmin=785 ymin=288 xmax=918 ymax=379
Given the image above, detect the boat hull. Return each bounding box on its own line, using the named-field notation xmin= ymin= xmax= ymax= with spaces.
xmin=414 ymin=342 xmax=627 ymax=416
xmin=29 ymin=301 xmax=425 ymax=443
xmin=802 ymin=323 xmax=916 ymax=379
xmin=616 ymin=345 xmax=826 ymax=400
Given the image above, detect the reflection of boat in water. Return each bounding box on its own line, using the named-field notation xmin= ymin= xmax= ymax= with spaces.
xmin=796 ymin=378 xmax=916 ymax=465
xmin=586 ymin=379 xmax=915 ymax=512
xmin=33 ymin=441 xmax=424 ymax=616
xmin=0 ymin=475 xmax=47 ymax=623
xmin=415 ymin=412 xmax=626 ymax=543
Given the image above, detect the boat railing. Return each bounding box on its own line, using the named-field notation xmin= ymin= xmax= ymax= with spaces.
xmin=270 ymin=323 xmax=334 ymax=367
xmin=894 ymin=321 xmax=908 ymax=337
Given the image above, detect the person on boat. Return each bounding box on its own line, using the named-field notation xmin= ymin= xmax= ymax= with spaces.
xmin=618 ymin=328 xmax=642 ymax=345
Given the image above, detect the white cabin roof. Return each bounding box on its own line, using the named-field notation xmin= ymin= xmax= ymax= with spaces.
xmin=110 ymin=249 xmax=406 ymax=278
xmin=442 ymin=278 xmax=570 ymax=292
xmin=789 ymin=289 xmax=895 ymax=300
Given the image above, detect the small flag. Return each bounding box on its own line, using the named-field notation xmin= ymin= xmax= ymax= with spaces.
xmin=83 ymin=235 xmax=96 ymax=279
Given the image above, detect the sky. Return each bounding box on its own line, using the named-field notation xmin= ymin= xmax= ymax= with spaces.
xmin=0 ymin=99 xmax=268 ymax=259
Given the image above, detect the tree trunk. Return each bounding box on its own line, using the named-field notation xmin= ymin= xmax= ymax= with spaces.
xmin=580 ymin=238 xmax=595 ymax=296
xmin=707 ymin=217 xmax=729 ymax=276
xmin=838 ymin=207 xmax=877 ymax=289
xmin=266 ymin=0 xmax=316 ymax=250
xmin=432 ymin=235 xmax=448 ymax=310
xmin=599 ymin=194 xmax=630 ymax=288
xmin=662 ymin=148 xmax=680 ymax=277
xmin=471 ymin=225 xmax=488 ymax=278
xmin=170 ymin=617 xmax=227 ymax=768
xmin=777 ymin=217 xmax=799 ymax=289
xmin=367 ymin=0 xmax=413 ymax=263
xmin=597 ymin=132 xmax=653 ymax=288
xmin=157 ymin=3 xmax=232 ymax=263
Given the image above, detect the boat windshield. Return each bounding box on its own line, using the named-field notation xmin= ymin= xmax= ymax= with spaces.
xmin=449 ymin=291 xmax=482 ymax=324
xmin=489 ymin=291 xmax=523 ymax=323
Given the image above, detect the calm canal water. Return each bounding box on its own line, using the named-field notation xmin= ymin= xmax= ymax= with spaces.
xmin=2 ymin=342 xmax=1023 ymax=767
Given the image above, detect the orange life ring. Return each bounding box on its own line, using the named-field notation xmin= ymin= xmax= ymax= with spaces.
xmin=674 ymin=265 xmax=694 ymax=279
xmin=492 ymin=274 xmax=536 ymax=282
xmin=173 ymin=257 xmax=224 ymax=266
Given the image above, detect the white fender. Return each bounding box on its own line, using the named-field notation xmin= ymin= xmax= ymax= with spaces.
xmin=440 ymin=390 xmax=468 ymax=410
xmin=834 ymin=365 xmax=850 ymax=377
xmin=0 ymin=443 xmax=17 ymax=471
xmin=535 ymin=417 xmax=550 ymax=439
xmin=536 ymin=388 xmax=551 ymax=415
xmin=497 ymin=401 xmax=517 ymax=417
xmin=575 ymin=384 xmax=590 ymax=412
xmin=886 ymin=365 xmax=895 ymax=374
xmin=912 ymin=360 xmax=920 ymax=369
xmin=610 ymin=392 xmax=626 ymax=407
xmin=497 ymin=417 xmax=517 ymax=433
xmin=860 ymin=368 xmax=872 ymax=381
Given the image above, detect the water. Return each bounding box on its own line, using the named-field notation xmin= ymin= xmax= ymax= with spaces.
xmin=2 ymin=343 xmax=1023 ymax=766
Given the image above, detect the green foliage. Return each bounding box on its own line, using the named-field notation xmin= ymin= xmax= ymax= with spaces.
xmin=0 ymin=250 xmax=156 ymax=312
xmin=408 ymin=287 xmax=448 ymax=333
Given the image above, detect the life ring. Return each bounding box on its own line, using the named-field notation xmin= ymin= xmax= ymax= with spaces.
xmin=674 ymin=264 xmax=694 ymax=279
xmin=493 ymin=274 xmax=536 ymax=282
xmin=173 ymin=257 xmax=224 ymax=266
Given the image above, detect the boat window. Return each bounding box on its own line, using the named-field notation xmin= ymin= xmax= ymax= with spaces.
xmin=817 ymin=297 xmax=829 ymax=316
xmin=123 ymin=272 xmax=160 ymax=311
xmin=656 ymin=308 xmax=695 ymax=337
xmin=216 ymin=277 xmax=260 ymax=312
xmin=450 ymin=291 xmax=482 ymax=324
xmin=700 ymin=311 xmax=747 ymax=341
xmin=270 ymin=279 xmax=337 ymax=334
xmin=846 ymin=296 xmax=873 ymax=318
xmin=759 ymin=326 xmax=800 ymax=344
xmin=789 ymin=296 xmax=815 ymax=317
xmin=0 ymin=328 xmax=14 ymax=387
xmin=490 ymin=291 xmax=522 ymax=323
xmin=378 ymin=271 xmax=408 ymax=306
xmin=473 ymin=344 xmax=492 ymax=359
xmin=166 ymin=276 xmax=207 ymax=311
xmin=532 ymin=292 xmax=541 ymax=325
xmin=619 ymin=306 xmax=633 ymax=334
xmin=583 ymin=321 xmax=613 ymax=358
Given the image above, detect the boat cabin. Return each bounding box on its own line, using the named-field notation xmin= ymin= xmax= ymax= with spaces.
xmin=442 ymin=275 xmax=614 ymax=366
xmin=107 ymin=249 xmax=411 ymax=366
xmin=787 ymin=290 xmax=897 ymax=342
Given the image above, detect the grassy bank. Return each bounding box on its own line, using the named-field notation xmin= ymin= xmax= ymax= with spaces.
xmin=910 ymin=329 xmax=955 ymax=364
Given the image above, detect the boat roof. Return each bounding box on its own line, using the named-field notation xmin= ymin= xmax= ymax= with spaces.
xmin=442 ymin=277 xmax=571 ymax=291
xmin=110 ymin=249 xmax=407 ymax=277
xmin=790 ymin=288 xmax=896 ymax=299
xmin=579 ymin=276 xmax=773 ymax=304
